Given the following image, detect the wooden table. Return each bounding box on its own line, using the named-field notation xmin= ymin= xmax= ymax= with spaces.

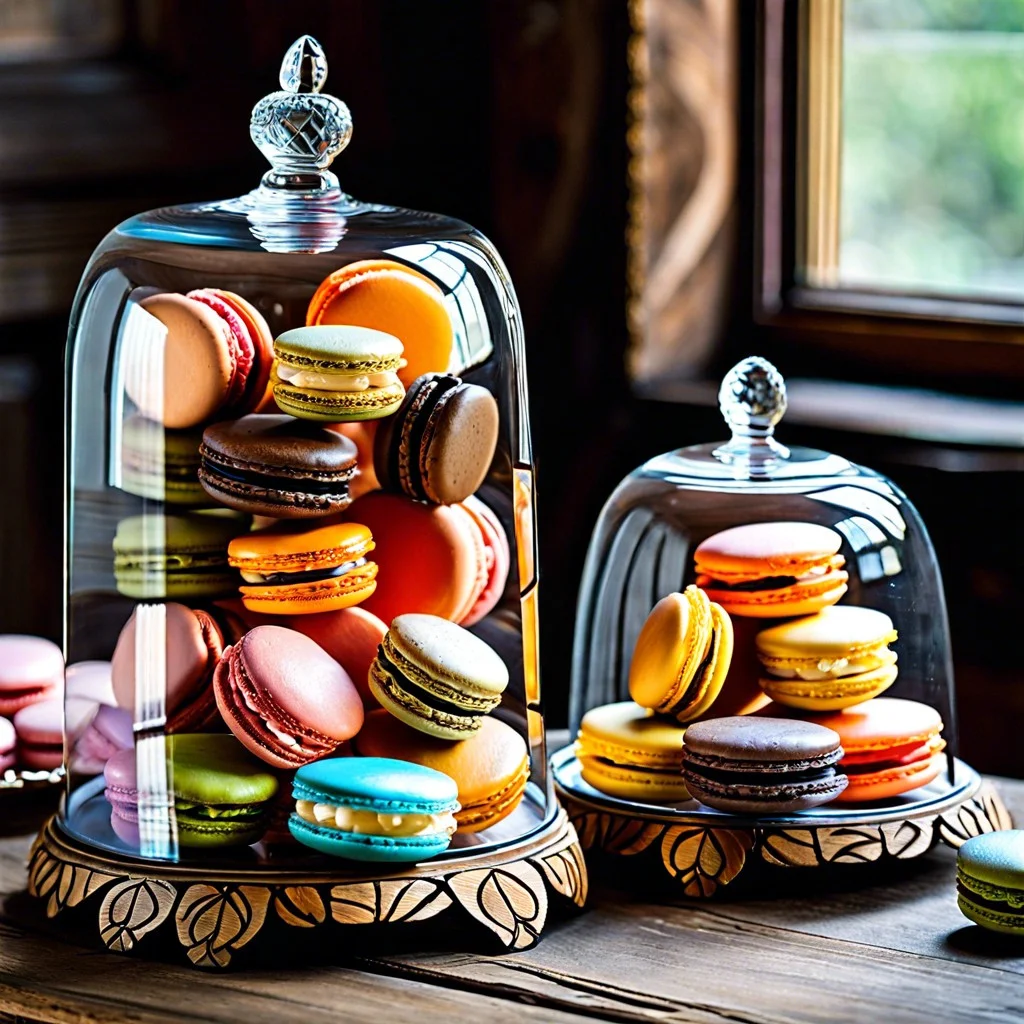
xmin=1 ymin=777 xmax=1022 ymax=1023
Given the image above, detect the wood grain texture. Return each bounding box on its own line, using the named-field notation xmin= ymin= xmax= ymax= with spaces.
xmin=1 ymin=779 xmax=1023 ymax=1023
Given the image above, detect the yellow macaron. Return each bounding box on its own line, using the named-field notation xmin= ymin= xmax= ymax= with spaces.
xmin=575 ymin=701 xmax=690 ymax=802
xmin=628 ymin=585 xmax=733 ymax=722
xmin=756 ymin=605 xmax=898 ymax=711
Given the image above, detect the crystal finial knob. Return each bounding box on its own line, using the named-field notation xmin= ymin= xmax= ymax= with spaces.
xmin=250 ymin=36 xmax=352 ymax=191
xmin=714 ymin=356 xmax=790 ymax=470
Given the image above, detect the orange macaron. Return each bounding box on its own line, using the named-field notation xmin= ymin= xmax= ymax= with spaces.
xmin=807 ymin=697 xmax=946 ymax=802
xmin=228 ymin=522 xmax=377 ymax=615
xmin=341 ymin=491 xmax=489 ymax=625
xmin=694 ymin=521 xmax=849 ymax=618
xmin=306 ymin=259 xmax=453 ymax=387
xmin=354 ymin=710 xmax=530 ymax=833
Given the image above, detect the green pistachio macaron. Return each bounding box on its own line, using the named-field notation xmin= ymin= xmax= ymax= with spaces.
xmin=957 ymin=831 xmax=1024 ymax=935
xmin=120 ymin=413 xmax=207 ymax=505
xmin=272 ymin=325 xmax=406 ymax=422
xmin=369 ymin=613 xmax=509 ymax=740
xmin=112 ymin=512 xmax=245 ymax=599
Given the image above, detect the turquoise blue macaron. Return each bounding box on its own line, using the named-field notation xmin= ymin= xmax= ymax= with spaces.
xmin=289 ymin=756 xmax=460 ymax=862
xmin=957 ymin=830 xmax=1024 ymax=935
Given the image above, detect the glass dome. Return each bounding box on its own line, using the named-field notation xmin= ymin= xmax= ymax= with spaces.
xmin=61 ymin=37 xmax=550 ymax=872
xmin=564 ymin=356 xmax=961 ymax=816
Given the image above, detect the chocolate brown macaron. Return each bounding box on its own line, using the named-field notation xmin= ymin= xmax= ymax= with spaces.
xmin=681 ymin=716 xmax=847 ymax=814
xmin=374 ymin=372 xmax=499 ymax=505
xmin=200 ymin=414 xmax=359 ymax=518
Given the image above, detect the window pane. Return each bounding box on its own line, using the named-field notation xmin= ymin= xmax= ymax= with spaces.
xmin=839 ymin=0 xmax=1024 ymax=300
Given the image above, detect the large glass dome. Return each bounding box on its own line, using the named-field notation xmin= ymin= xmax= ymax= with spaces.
xmin=60 ymin=37 xmax=550 ymax=876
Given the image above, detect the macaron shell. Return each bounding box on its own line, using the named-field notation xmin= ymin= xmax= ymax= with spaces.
xmin=835 ymin=750 xmax=945 ymax=803
xmin=808 ymin=697 xmax=944 ymax=756
xmin=693 ymin=522 xmax=845 ymax=581
xmin=306 ymin=260 xmax=454 ymax=386
xmin=186 ymin=289 xmax=255 ymax=411
xmin=684 ymin=772 xmax=848 ymax=815
xmin=239 ymin=564 xmax=378 ymax=615
xmin=354 ymin=712 xmax=529 ymax=832
xmin=756 ymin=606 xmax=898 ymax=661
xmin=228 ymin=521 xmax=374 ymax=570
xmin=284 ymin=607 xmax=387 ymax=707
xmin=759 ymin=658 xmax=899 ymax=711
xmin=702 ymin=574 xmax=849 ymax=618
xmin=135 ymin=294 xmax=235 ymax=429
xmin=273 ymin=377 xmax=406 ymax=423
xmin=14 ymin=698 xmax=65 ymax=769
xmin=288 ymin=815 xmax=453 ymax=862
xmin=459 ymin=496 xmax=511 ymax=627
xmin=342 ymin=492 xmax=482 ymax=624
xmin=294 ymin=755 xmax=459 ymax=811
xmin=214 ymin=290 xmax=275 ymax=414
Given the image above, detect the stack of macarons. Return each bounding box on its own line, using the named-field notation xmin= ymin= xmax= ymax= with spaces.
xmin=578 ymin=520 xmax=946 ymax=814
xmin=91 ymin=259 xmax=522 ymax=864
xmin=0 ymin=635 xmax=65 ymax=777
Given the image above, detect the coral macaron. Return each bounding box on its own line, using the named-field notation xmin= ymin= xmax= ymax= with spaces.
xmin=214 ymin=625 xmax=364 ymax=769
xmin=756 ymin=606 xmax=899 ymax=711
xmin=306 ymin=259 xmax=453 ymax=387
xmin=808 ymin=697 xmax=946 ymax=803
xmin=229 ymin=522 xmax=377 ymax=616
xmin=0 ymin=635 xmax=63 ymax=717
xmin=369 ymin=614 xmax=509 ymax=740
xmin=694 ymin=522 xmax=848 ymax=618
xmin=629 ymin=585 xmax=734 ymax=723
xmin=273 ymin=325 xmax=406 ymax=422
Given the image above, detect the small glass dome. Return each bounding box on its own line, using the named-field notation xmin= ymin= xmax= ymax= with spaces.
xmin=61 ymin=37 xmax=549 ymax=869
xmin=565 ymin=356 xmax=959 ymax=804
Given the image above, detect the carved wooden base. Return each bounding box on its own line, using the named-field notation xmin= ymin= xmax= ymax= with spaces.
xmin=553 ymin=748 xmax=1012 ymax=898
xmin=27 ymin=807 xmax=587 ymax=968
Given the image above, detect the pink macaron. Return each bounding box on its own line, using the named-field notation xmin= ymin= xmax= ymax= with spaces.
xmin=65 ymin=660 xmax=116 ymax=706
xmin=460 ymin=495 xmax=511 ymax=626
xmin=0 ymin=635 xmax=63 ymax=717
xmin=14 ymin=698 xmax=64 ymax=770
xmin=72 ymin=704 xmax=134 ymax=775
xmin=103 ymin=748 xmax=140 ymax=846
xmin=213 ymin=625 xmax=363 ymax=769
xmin=0 ymin=716 xmax=15 ymax=773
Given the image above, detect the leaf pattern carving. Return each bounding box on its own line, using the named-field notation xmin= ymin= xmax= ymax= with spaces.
xmin=659 ymin=826 xmax=753 ymax=896
xmin=935 ymin=787 xmax=1011 ymax=848
xmin=27 ymin=841 xmax=114 ymax=919
xmin=449 ymin=862 xmax=548 ymax=950
xmin=571 ymin=811 xmax=660 ymax=855
xmin=818 ymin=826 xmax=883 ymax=863
xmin=880 ymin=818 xmax=935 ymax=860
xmin=534 ymin=841 xmax=589 ymax=908
xmin=760 ymin=829 xmax=820 ymax=868
xmin=329 ymin=879 xmax=451 ymax=925
xmin=274 ymin=886 xmax=326 ymax=928
xmin=99 ymin=878 xmax=176 ymax=952
xmin=175 ymin=885 xmax=270 ymax=968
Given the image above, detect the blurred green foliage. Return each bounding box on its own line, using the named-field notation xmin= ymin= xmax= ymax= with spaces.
xmin=839 ymin=0 xmax=1024 ymax=298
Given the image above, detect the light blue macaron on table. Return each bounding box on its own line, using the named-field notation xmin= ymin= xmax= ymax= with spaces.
xmin=289 ymin=757 xmax=460 ymax=862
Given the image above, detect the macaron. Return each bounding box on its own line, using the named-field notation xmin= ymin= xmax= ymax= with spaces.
xmin=354 ymin=711 xmax=530 ymax=833
xmin=214 ymin=625 xmax=364 ymax=768
xmin=628 ymin=586 xmax=734 ymax=723
xmin=694 ymin=522 xmax=848 ymax=618
xmin=369 ymin=613 xmax=509 ymax=740
xmin=957 ymin=831 xmax=1024 ymax=936
xmin=459 ymin=495 xmax=511 ymax=626
xmin=199 ymin=414 xmax=359 ymax=518
xmin=373 ymin=372 xmax=499 ymax=505
xmin=289 ymin=756 xmax=460 ymax=862
xmin=341 ymin=492 xmax=490 ymax=625
xmin=284 ymin=606 xmax=387 ymax=707
xmin=306 ymin=259 xmax=453 ymax=386
xmin=13 ymin=698 xmax=64 ymax=770
xmin=756 ymin=606 xmax=898 ymax=710
xmin=112 ymin=513 xmax=243 ymax=599
xmin=0 ymin=717 xmax=14 ymax=773
xmin=272 ymin=325 xmax=406 ymax=422
xmin=808 ymin=697 xmax=946 ymax=803
xmin=71 ymin=704 xmax=133 ymax=775
xmin=130 ymin=290 xmax=273 ymax=429
xmin=575 ymin=701 xmax=690 ymax=802
xmin=111 ymin=602 xmax=234 ymax=732
xmin=119 ymin=414 xmax=206 ymax=506
xmin=104 ymin=734 xmax=279 ymax=849
xmin=228 ymin=522 xmax=377 ymax=616
xmin=0 ymin=635 xmax=63 ymax=717
xmin=681 ymin=716 xmax=848 ymax=814
xmin=65 ymin=660 xmax=115 ymax=707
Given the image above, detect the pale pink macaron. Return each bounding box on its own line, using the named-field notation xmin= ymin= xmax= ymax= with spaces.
xmin=65 ymin=660 xmax=115 ymax=707
xmin=0 ymin=716 xmax=15 ymax=773
xmin=460 ymin=495 xmax=511 ymax=627
xmin=0 ymin=635 xmax=63 ymax=717
xmin=72 ymin=703 xmax=134 ymax=775
xmin=14 ymin=698 xmax=64 ymax=770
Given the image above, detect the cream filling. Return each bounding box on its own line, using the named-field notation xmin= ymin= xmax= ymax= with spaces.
xmin=239 ymin=557 xmax=366 ymax=584
xmin=770 ymin=655 xmax=880 ymax=681
xmin=277 ymin=364 xmax=400 ymax=392
xmin=295 ymin=799 xmax=457 ymax=837
xmin=239 ymin=687 xmax=303 ymax=750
